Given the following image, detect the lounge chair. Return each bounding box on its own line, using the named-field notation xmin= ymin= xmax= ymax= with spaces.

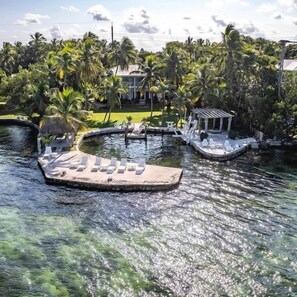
xmin=135 ymin=158 xmax=146 ymax=175
xmin=77 ymin=156 xmax=88 ymax=171
xmin=224 ymin=140 xmax=230 ymax=148
xmin=106 ymin=157 xmax=117 ymax=174
xmin=201 ymin=139 xmax=208 ymax=147
xmin=117 ymin=158 xmax=127 ymax=173
xmin=91 ymin=156 xmax=102 ymax=172
xmin=43 ymin=146 xmax=52 ymax=158
xmin=209 ymin=138 xmax=216 ymax=149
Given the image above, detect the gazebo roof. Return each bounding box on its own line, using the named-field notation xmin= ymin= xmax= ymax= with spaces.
xmin=39 ymin=117 xmax=77 ymax=136
xmin=192 ymin=108 xmax=233 ymax=119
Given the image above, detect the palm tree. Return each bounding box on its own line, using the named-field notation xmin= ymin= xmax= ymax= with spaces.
xmin=28 ymin=32 xmax=47 ymax=63
xmin=137 ymin=56 xmax=160 ymax=122
xmin=46 ymin=87 xmax=88 ymax=133
xmin=48 ymin=45 xmax=77 ymax=88
xmin=101 ymin=75 xmax=127 ymax=122
xmin=172 ymin=85 xmax=192 ymax=127
xmin=161 ymin=49 xmax=185 ymax=88
xmin=186 ymin=63 xmax=219 ymax=107
xmin=0 ymin=42 xmax=16 ymax=75
xmin=111 ymin=37 xmax=137 ymax=74
xmin=150 ymin=80 xmax=170 ymax=125
xmin=25 ymin=82 xmax=49 ymax=120
xmin=217 ymin=24 xmax=242 ymax=95
xmin=76 ymin=37 xmax=104 ymax=84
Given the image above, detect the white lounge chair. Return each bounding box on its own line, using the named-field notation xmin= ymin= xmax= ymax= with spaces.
xmin=224 ymin=140 xmax=230 ymax=148
xmin=117 ymin=158 xmax=127 ymax=173
xmin=43 ymin=146 xmax=52 ymax=158
xmin=201 ymin=139 xmax=208 ymax=147
xmin=106 ymin=157 xmax=117 ymax=174
xmin=209 ymin=138 xmax=216 ymax=149
xmin=77 ymin=156 xmax=88 ymax=171
xmin=91 ymin=156 xmax=102 ymax=172
xmin=135 ymin=158 xmax=146 ymax=175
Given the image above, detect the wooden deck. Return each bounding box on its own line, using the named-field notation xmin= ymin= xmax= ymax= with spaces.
xmin=38 ymin=151 xmax=183 ymax=191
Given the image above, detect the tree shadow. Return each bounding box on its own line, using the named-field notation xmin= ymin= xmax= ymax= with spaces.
xmin=85 ymin=119 xmax=117 ymax=129
xmin=144 ymin=113 xmax=177 ymax=127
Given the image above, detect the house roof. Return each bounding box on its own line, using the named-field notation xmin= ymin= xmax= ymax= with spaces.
xmin=192 ymin=108 xmax=234 ymax=119
xmin=283 ymin=59 xmax=297 ymax=71
xmin=110 ymin=64 xmax=145 ymax=77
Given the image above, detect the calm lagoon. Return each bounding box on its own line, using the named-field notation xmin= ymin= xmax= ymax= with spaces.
xmin=1 ymin=125 xmax=297 ymax=296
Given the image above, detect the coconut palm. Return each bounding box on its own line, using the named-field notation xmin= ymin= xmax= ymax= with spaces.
xmin=0 ymin=42 xmax=16 ymax=75
xmin=137 ymin=56 xmax=160 ymax=122
xmin=172 ymin=85 xmax=192 ymax=127
xmin=186 ymin=63 xmax=219 ymax=107
xmin=76 ymin=37 xmax=104 ymax=84
xmin=101 ymin=75 xmax=128 ymax=122
xmin=216 ymin=24 xmax=242 ymax=95
xmin=48 ymin=45 xmax=77 ymax=88
xmin=46 ymin=87 xmax=88 ymax=133
xmin=111 ymin=37 xmax=137 ymax=74
xmin=150 ymin=80 xmax=170 ymax=125
xmin=27 ymin=32 xmax=47 ymax=64
xmin=161 ymin=49 xmax=185 ymax=88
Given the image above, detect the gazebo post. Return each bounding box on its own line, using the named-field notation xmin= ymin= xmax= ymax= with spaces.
xmin=219 ymin=117 xmax=223 ymax=131
xmin=205 ymin=118 xmax=209 ymax=132
xmin=198 ymin=116 xmax=201 ymax=135
xmin=227 ymin=117 xmax=232 ymax=132
xmin=212 ymin=118 xmax=216 ymax=130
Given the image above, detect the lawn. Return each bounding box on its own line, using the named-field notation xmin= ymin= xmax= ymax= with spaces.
xmin=87 ymin=105 xmax=180 ymax=128
xmin=0 ymin=102 xmax=183 ymax=129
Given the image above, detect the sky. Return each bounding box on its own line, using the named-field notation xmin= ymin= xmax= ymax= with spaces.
xmin=0 ymin=0 xmax=296 ymax=51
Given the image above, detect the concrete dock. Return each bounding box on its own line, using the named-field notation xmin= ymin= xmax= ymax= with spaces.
xmin=38 ymin=151 xmax=183 ymax=191
xmin=189 ymin=133 xmax=256 ymax=161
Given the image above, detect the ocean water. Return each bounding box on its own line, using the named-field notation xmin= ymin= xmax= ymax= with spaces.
xmin=0 ymin=125 xmax=297 ymax=297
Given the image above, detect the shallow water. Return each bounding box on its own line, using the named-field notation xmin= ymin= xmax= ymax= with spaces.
xmin=1 ymin=126 xmax=297 ymax=297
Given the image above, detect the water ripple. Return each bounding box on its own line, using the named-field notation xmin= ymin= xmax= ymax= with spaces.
xmin=0 ymin=126 xmax=297 ymax=296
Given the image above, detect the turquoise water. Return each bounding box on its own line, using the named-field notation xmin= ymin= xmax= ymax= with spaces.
xmin=1 ymin=126 xmax=297 ymax=297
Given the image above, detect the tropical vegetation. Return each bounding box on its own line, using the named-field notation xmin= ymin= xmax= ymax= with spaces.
xmin=0 ymin=26 xmax=296 ymax=138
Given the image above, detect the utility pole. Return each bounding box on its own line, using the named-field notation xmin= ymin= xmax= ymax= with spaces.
xmin=111 ymin=22 xmax=114 ymax=43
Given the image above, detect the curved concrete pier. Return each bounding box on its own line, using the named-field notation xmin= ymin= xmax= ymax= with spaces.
xmin=38 ymin=151 xmax=183 ymax=191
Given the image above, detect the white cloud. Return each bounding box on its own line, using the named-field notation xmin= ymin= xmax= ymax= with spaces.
xmin=277 ymin=0 xmax=297 ymax=8
xmin=60 ymin=6 xmax=80 ymax=12
xmin=206 ymin=0 xmax=249 ymax=9
xmin=123 ymin=7 xmax=158 ymax=34
xmin=16 ymin=13 xmax=49 ymax=25
xmin=87 ymin=4 xmax=112 ymax=21
xmin=212 ymin=15 xmax=228 ymax=27
xmin=184 ymin=28 xmax=190 ymax=35
xmin=257 ymin=3 xmax=277 ymax=12
xmin=237 ymin=21 xmax=259 ymax=34
xmin=272 ymin=12 xmax=284 ymax=19
xmin=50 ymin=25 xmax=62 ymax=39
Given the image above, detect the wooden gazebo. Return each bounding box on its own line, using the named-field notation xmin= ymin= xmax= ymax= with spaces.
xmin=191 ymin=108 xmax=234 ymax=134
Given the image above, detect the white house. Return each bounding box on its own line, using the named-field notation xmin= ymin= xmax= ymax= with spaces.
xmin=110 ymin=65 xmax=149 ymax=101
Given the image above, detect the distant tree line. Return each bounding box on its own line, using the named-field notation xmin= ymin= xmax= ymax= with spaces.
xmin=0 ymin=25 xmax=296 ymax=138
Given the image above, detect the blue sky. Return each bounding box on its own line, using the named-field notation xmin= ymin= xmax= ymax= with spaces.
xmin=0 ymin=0 xmax=296 ymax=50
